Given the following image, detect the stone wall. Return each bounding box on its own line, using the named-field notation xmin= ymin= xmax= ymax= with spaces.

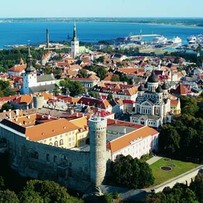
xmin=0 ymin=125 xmax=91 ymax=192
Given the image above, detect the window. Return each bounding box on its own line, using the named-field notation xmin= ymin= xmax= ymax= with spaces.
xmin=54 ymin=141 xmax=58 ymax=147
xmin=59 ymin=139 xmax=63 ymax=146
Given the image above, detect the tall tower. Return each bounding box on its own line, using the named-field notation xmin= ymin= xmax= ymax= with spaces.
xmin=71 ymin=23 xmax=79 ymax=58
xmin=21 ymin=47 xmax=37 ymax=94
xmin=46 ymin=29 xmax=49 ymax=49
xmin=89 ymin=116 xmax=107 ymax=189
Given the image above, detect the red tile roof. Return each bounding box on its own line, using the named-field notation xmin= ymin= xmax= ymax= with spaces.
xmin=78 ymin=97 xmax=111 ymax=109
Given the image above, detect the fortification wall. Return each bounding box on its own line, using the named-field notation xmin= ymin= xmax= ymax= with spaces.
xmin=0 ymin=126 xmax=91 ymax=192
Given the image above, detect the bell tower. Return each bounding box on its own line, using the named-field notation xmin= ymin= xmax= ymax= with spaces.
xmin=71 ymin=23 xmax=79 ymax=58
xmin=21 ymin=47 xmax=37 ymax=94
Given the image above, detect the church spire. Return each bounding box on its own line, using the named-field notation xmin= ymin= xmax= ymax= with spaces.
xmin=25 ymin=46 xmax=35 ymax=73
xmin=72 ymin=23 xmax=78 ymax=41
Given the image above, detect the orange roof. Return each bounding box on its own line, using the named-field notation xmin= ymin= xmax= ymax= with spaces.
xmin=108 ymin=126 xmax=158 ymax=153
xmin=118 ymin=67 xmax=137 ymax=75
xmin=11 ymin=114 xmax=37 ymax=127
xmin=39 ymin=92 xmax=53 ymax=100
xmin=8 ymin=64 xmax=27 ymax=73
xmin=12 ymin=95 xmax=32 ymax=104
xmin=26 ymin=118 xmax=79 ymax=141
xmin=69 ymin=116 xmax=88 ymax=130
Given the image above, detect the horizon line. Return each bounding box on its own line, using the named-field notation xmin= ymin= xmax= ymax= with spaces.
xmin=1 ymin=16 xmax=203 ymax=19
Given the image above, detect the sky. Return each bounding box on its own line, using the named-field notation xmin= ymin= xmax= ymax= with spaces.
xmin=1 ymin=0 xmax=203 ymax=18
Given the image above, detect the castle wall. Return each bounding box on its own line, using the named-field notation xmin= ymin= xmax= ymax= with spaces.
xmin=0 ymin=124 xmax=91 ymax=192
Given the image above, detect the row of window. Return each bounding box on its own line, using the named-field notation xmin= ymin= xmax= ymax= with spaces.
xmin=49 ymin=139 xmax=64 ymax=147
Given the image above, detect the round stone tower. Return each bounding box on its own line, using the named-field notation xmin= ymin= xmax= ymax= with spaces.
xmin=88 ymin=116 xmax=107 ymax=188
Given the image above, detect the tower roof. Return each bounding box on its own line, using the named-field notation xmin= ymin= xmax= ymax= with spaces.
xmin=138 ymin=84 xmax=145 ymax=91
xmin=72 ymin=23 xmax=78 ymax=41
xmin=25 ymin=47 xmax=35 ymax=73
xmin=162 ymin=82 xmax=169 ymax=90
xmin=147 ymin=71 xmax=159 ymax=83
xmin=156 ymin=85 xmax=163 ymax=93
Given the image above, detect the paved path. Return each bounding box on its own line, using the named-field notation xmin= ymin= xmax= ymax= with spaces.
xmin=146 ymin=156 xmax=162 ymax=165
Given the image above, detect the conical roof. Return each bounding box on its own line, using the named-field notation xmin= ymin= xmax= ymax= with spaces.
xmin=156 ymin=85 xmax=163 ymax=93
xmin=138 ymin=84 xmax=145 ymax=91
xmin=25 ymin=47 xmax=35 ymax=73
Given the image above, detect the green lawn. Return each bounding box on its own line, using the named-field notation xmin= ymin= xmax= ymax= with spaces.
xmin=150 ymin=158 xmax=199 ymax=186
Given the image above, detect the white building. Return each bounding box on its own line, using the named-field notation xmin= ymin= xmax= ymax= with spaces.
xmin=21 ymin=47 xmax=56 ymax=95
xmin=71 ymin=23 xmax=79 ymax=58
xmin=130 ymin=71 xmax=172 ymax=128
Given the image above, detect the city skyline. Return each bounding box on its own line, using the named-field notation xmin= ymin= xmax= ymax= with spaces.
xmin=1 ymin=0 xmax=203 ymax=18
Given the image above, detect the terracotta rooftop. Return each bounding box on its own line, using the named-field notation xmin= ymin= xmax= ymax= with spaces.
xmin=8 ymin=64 xmax=27 ymax=73
xmin=26 ymin=118 xmax=79 ymax=141
xmin=107 ymin=126 xmax=158 ymax=153
xmin=12 ymin=95 xmax=32 ymax=104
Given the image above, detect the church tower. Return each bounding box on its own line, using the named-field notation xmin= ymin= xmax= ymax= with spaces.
xmin=21 ymin=47 xmax=37 ymax=94
xmin=89 ymin=116 xmax=107 ymax=190
xmin=71 ymin=23 xmax=79 ymax=58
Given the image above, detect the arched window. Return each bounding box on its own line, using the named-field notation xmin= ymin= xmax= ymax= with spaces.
xmin=54 ymin=141 xmax=58 ymax=147
xmin=59 ymin=139 xmax=63 ymax=146
xmin=49 ymin=142 xmax=53 ymax=146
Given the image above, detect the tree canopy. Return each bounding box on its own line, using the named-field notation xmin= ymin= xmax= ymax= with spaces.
xmin=0 ymin=80 xmax=16 ymax=97
xmin=146 ymin=173 xmax=203 ymax=203
xmin=158 ymin=95 xmax=203 ymax=163
xmin=18 ymin=180 xmax=83 ymax=203
xmin=59 ymin=79 xmax=85 ymax=97
xmin=111 ymin=154 xmax=154 ymax=189
xmin=85 ymin=65 xmax=108 ymax=80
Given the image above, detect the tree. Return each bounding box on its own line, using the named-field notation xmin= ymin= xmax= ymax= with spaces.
xmin=89 ymin=91 xmax=99 ymax=99
xmin=77 ymin=69 xmax=90 ymax=78
xmin=111 ymin=155 xmax=154 ymax=189
xmin=95 ymin=56 xmax=104 ymax=63
xmin=0 ymin=103 xmax=14 ymax=112
xmin=159 ymin=125 xmax=180 ymax=155
xmin=19 ymin=180 xmax=83 ymax=203
xmin=53 ymin=85 xmax=61 ymax=96
xmin=190 ymin=173 xmax=203 ymax=203
xmin=0 ymin=190 xmax=19 ymax=203
xmin=111 ymin=74 xmax=119 ymax=82
xmin=85 ymin=65 xmax=107 ymax=80
xmin=59 ymin=79 xmax=85 ymax=97
xmin=180 ymin=96 xmax=199 ymax=116
xmin=107 ymin=93 xmax=113 ymax=101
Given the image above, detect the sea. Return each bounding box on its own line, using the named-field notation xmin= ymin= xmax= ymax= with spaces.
xmin=0 ymin=20 xmax=203 ymax=48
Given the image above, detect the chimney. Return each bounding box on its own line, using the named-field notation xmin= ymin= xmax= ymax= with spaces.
xmin=123 ymin=128 xmax=127 ymax=134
